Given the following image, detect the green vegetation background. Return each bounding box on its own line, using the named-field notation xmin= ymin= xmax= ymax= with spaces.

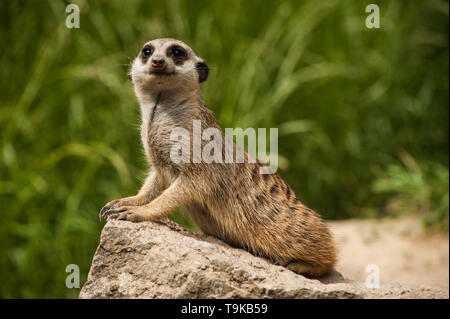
xmin=0 ymin=0 xmax=448 ymax=298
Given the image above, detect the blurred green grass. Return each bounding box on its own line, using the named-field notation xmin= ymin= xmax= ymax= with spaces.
xmin=0 ymin=0 xmax=448 ymax=298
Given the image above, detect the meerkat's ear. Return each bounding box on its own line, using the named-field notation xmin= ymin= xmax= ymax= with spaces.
xmin=196 ymin=61 xmax=209 ymax=83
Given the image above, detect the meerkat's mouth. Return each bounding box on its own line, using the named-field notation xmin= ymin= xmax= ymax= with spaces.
xmin=149 ymin=70 xmax=176 ymax=77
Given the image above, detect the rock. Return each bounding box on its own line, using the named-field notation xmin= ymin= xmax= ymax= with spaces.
xmin=80 ymin=219 xmax=449 ymax=299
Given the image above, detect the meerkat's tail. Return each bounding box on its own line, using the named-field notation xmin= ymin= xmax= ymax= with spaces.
xmin=286 ymin=260 xmax=335 ymax=278
xmin=286 ymin=240 xmax=338 ymax=278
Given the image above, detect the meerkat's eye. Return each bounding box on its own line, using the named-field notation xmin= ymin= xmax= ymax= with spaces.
xmin=173 ymin=48 xmax=186 ymax=57
xmin=169 ymin=46 xmax=187 ymax=58
xmin=141 ymin=46 xmax=154 ymax=59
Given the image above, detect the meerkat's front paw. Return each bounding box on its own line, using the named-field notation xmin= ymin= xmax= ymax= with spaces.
xmin=107 ymin=208 xmax=144 ymax=223
xmin=100 ymin=200 xmax=139 ymax=220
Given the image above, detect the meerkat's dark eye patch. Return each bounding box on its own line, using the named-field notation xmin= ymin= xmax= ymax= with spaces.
xmin=168 ymin=45 xmax=187 ymax=57
xmin=196 ymin=62 xmax=209 ymax=83
xmin=141 ymin=45 xmax=154 ymax=61
xmin=167 ymin=45 xmax=188 ymax=65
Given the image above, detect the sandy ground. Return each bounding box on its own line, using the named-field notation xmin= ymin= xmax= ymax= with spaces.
xmin=329 ymin=216 xmax=449 ymax=288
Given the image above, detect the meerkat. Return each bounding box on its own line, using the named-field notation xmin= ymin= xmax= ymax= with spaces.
xmin=99 ymin=38 xmax=337 ymax=277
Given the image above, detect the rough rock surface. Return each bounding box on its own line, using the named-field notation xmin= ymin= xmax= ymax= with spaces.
xmin=80 ymin=219 xmax=449 ymax=299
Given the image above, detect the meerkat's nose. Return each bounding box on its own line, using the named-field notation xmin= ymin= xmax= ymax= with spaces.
xmin=151 ymin=56 xmax=165 ymax=69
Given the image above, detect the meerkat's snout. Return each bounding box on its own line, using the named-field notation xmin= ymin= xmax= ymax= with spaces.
xmin=149 ymin=54 xmax=170 ymax=75
xmin=151 ymin=56 xmax=166 ymax=70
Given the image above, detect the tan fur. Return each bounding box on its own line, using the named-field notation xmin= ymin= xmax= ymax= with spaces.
xmin=100 ymin=38 xmax=337 ymax=277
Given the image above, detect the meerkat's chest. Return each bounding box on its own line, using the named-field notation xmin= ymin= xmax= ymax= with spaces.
xmin=140 ymin=105 xmax=181 ymax=167
xmin=140 ymin=105 xmax=153 ymax=159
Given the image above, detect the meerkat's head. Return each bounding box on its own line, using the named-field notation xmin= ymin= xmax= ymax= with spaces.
xmin=129 ymin=38 xmax=209 ymax=97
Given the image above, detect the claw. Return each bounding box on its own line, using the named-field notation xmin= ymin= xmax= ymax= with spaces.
xmin=99 ymin=200 xmax=119 ymax=220
xmin=99 ymin=206 xmax=108 ymax=220
xmin=99 ymin=206 xmax=111 ymax=220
